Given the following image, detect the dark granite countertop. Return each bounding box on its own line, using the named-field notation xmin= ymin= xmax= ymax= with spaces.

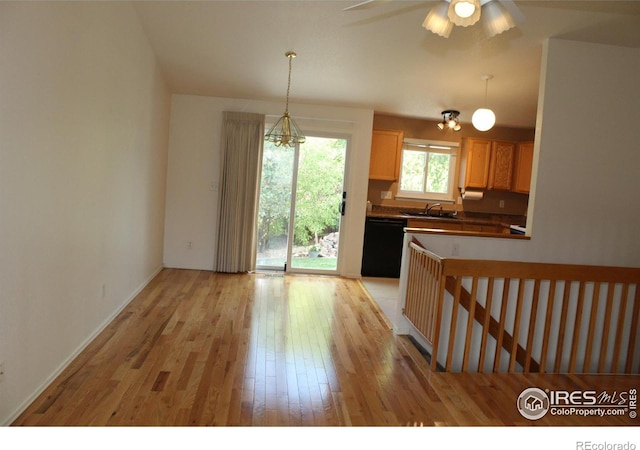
xmin=366 ymin=206 xmax=528 ymax=239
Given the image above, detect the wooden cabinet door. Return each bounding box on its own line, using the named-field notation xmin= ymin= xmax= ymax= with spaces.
xmin=369 ymin=129 xmax=404 ymax=180
xmin=513 ymin=142 xmax=534 ymax=194
xmin=488 ymin=141 xmax=515 ymax=190
xmin=463 ymin=138 xmax=492 ymax=189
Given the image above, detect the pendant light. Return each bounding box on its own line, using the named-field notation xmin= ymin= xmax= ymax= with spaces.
xmin=265 ymin=52 xmax=306 ymax=147
xmin=472 ymin=75 xmax=496 ymax=132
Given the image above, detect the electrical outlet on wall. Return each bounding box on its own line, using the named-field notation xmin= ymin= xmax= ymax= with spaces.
xmin=381 ymin=191 xmax=392 ymax=200
xmin=499 ymin=200 xmax=505 ymax=208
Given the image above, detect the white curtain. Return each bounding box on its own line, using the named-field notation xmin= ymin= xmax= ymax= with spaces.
xmin=216 ymin=111 xmax=265 ymax=273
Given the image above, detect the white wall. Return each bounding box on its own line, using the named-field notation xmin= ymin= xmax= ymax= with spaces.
xmin=163 ymin=95 xmax=374 ymax=277
xmin=396 ymin=38 xmax=640 ymax=335
xmin=0 ymin=3 xmax=171 ymax=425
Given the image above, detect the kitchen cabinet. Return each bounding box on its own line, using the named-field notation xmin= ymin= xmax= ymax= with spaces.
xmin=369 ymin=129 xmax=404 ymax=181
xmin=488 ymin=141 xmax=515 ymax=191
xmin=512 ymin=141 xmax=534 ymax=194
xmin=461 ymin=138 xmax=492 ymax=189
xmin=461 ymin=138 xmax=518 ymax=192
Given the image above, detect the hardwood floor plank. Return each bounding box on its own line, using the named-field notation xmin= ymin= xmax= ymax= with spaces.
xmin=12 ymin=269 xmax=640 ymax=427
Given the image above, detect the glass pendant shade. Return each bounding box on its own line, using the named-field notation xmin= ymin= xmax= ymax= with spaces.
xmin=472 ymin=108 xmax=496 ymax=131
xmin=483 ymin=0 xmax=516 ymax=37
xmin=265 ymin=112 xmax=306 ymax=147
xmin=448 ymin=0 xmax=481 ymax=27
xmin=422 ymin=1 xmax=453 ymax=38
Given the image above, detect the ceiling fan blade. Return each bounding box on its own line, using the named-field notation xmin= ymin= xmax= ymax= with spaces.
xmin=343 ymin=0 xmax=378 ymax=11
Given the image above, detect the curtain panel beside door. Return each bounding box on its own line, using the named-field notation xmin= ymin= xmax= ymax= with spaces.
xmin=216 ymin=112 xmax=265 ymax=273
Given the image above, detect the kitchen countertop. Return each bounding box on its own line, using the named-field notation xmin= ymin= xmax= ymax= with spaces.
xmin=366 ymin=207 xmax=529 ymax=239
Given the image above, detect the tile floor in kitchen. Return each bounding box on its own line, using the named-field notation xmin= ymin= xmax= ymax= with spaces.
xmin=360 ymin=277 xmax=400 ymax=328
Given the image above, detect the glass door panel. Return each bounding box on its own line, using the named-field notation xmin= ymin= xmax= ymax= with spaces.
xmin=255 ymin=142 xmax=294 ymax=270
xmin=290 ymin=136 xmax=347 ymax=273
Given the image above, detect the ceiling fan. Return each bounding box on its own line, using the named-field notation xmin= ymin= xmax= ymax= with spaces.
xmin=344 ymin=0 xmax=524 ymax=38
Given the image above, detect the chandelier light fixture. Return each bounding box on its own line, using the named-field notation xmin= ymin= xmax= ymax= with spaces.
xmin=472 ymin=75 xmax=496 ymax=132
xmin=423 ymin=0 xmax=517 ymax=38
xmin=437 ymin=110 xmax=462 ymax=132
xmin=265 ymin=51 xmax=306 ymax=147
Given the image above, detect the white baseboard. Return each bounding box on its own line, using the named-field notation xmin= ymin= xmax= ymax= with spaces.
xmin=2 ymin=265 xmax=164 ymax=426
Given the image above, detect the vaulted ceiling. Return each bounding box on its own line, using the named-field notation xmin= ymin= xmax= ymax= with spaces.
xmin=134 ymin=1 xmax=640 ymax=128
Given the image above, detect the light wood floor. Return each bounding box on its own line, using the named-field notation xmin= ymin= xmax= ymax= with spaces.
xmin=13 ymin=269 xmax=640 ymax=426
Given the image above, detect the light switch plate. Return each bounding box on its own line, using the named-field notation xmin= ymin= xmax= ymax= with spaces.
xmin=381 ymin=191 xmax=392 ymax=199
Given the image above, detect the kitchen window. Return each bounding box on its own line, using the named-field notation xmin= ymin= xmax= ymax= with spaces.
xmin=397 ymin=139 xmax=459 ymax=202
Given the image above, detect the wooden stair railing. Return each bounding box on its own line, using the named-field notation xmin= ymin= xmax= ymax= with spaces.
xmin=442 ymin=276 xmax=540 ymax=372
xmin=403 ymin=240 xmax=640 ymax=374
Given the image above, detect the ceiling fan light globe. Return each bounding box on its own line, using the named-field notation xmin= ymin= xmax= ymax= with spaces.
xmin=423 ymin=2 xmax=454 ymax=38
xmin=482 ymin=0 xmax=516 ymax=37
xmin=472 ymin=108 xmax=496 ymax=131
xmin=448 ymin=0 xmax=481 ymax=27
xmin=454 ymin=1 xmax=475 ymax=18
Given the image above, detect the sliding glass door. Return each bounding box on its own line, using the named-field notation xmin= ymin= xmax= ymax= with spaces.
xmin=256 ymin=135 xmax=347 ymax=274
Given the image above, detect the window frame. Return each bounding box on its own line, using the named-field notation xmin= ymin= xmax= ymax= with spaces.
xmin=396 ymin=138 xmax=459 ymax=202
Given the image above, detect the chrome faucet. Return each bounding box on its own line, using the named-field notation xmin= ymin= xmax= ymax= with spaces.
xmin=425 ymin=203 xmax=442 ymax=216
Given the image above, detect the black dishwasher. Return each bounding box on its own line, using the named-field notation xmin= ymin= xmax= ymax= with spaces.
xmin=361 ymin=217 xmax=407 ymax=278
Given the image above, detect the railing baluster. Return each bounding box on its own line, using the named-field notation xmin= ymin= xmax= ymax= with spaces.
xmin=569 ymin=281 xmax=587 ymax=373
xmin=462 ymin=277 xmax=479 ymax=372
xmin=539 ymin=279 xmax=557 ymax=373
xmin=583 ymin=282 xmax=601 ymax=373
xmin=430 ymin=272 xmax=447 ymax=372
xmin=478 ymin=277 xmax=495 ymax=373
xmin=524 ymin=280 xmax=541 ymax=373
xmin=554 ymin=282 xmax=571 ymax=373
xmin=509 ymin=280 xmax=526 ymax=372
xmin=598 ymin=284 xmax=616 ymax=373
xmin=493 ymin=278 xmax=510 ymax=372
xmin=445 ymin=277 xmax=463 ymax=372
xmin=612 ymin=283 xmax=630 ymax=374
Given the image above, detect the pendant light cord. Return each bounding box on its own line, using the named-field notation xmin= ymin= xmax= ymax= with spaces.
xmin=483 ymin=78 xmax=488 ymax=107
xmin=481 ymin=74 xmax=492 ymax=108
xmin=284 ymin=52 xmax=295 ymax=115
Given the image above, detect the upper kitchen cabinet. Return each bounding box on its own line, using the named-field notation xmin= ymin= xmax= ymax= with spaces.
xmin=369 ymin=129 xmax=404 ymax=181
xmin=512 ymin=141 xmax=535 ymax=194
xmin=461 ymin=138 xmax=492 ymax=189
xmin=488 ymin=141 xmax=515 ymax=191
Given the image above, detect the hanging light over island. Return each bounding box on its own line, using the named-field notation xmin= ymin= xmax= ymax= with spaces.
xmin=472 ymin=74 xmax=496 ymax=132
